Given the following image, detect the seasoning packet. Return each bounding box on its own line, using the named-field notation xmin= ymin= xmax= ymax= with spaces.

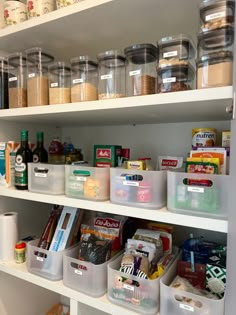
xmin=185 ymin=161 xmax=218 ymax=174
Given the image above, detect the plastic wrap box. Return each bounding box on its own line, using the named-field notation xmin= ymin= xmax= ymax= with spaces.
xmin=167 ymin=171 xmax=229 ymax=218
xmin=63 ymin=247 xmax=121 ymax=297
xmin=65 ymin=165 xmax=110 ymax=201
xmin=160 ymin=253 xmax=225 ymax=315
xmin=110 ymin=168 xmax=167 ymax=209
xmin=26 ymin=239 xmax=75 ymax=281
xmin=28 ymin=163 xmax=65 ymax=195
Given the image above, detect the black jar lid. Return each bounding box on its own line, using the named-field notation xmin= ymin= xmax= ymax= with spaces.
xmin=197 ymin=50 xmax=233 ymax=67
xmin=97 ymin=50 xmax=126 ymax=68
xmin=70 ymin=56 xmax=98 ymax=70
xmin=157 ymin=62 xmax=195 ymax=81
xmin=198 ymin=25 xmax=234 ymax=49
xmin=26 ymin=47 xmax=54 ymax=64
xmin=48 ymin=61 xmax=71 ymax=76
xmin=200 ymin=0 xmax=235 ymax=21
xmin=7 ymin=52 xmax=27 ymax=68
xmin=124 ymin=43 xmax=157 ymax=64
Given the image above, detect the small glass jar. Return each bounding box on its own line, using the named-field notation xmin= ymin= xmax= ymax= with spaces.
xmin=97 ymin=50 xmax=126 ymax=100
xmin=0 ymin=57 xmax=9 ymax=109
xmin=26 ymin=47 xmax=54 ymax=106
xmin=197 ymin=51 xmax=233 ymax=88
xmin=124 ymin=43 xmax=157 ymax=96
xmin=49 ymin=61 xmax=71 ymax=105
xmin=7 ymin=52 xmax=27 ymax=108
xmin=71 ymin=56 xmax=98 ymax=102
xmin=199 ymin=0 xmax=235 ymax=32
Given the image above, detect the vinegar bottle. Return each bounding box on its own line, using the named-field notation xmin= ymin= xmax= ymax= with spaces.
xmin=33 ymin=131 xmax=48 ymax=163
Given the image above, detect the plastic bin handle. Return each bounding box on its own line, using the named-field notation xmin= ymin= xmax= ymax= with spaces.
xmin=73 ymin=170 xmax=91 ymax=177
xmin=34 ymin=167 xmax=49 ymax=174
xmin=174 ymin=294 xmax=203 ymax=310
xmin=119 ymin=174 xmax=143 ymax=181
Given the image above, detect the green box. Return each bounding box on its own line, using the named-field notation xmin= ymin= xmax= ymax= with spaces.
xmin=94 ymin=145 xmax=122 ymax=167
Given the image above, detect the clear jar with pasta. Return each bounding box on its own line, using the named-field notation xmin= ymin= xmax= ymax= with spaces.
xmin=70 ymin=56 xmax=98 ymax=102
xmin=49 ymin=61 xmax=71 ymax=105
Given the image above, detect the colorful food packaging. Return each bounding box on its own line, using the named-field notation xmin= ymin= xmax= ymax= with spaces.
xmin=93 ymin=145 xmax=122 ymax=167
xmin=158 ymin=156 xmax=183 ymax=170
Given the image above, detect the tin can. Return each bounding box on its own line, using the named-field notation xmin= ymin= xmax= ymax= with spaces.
xmin=192 ymin=128 xmax=217 ymax=148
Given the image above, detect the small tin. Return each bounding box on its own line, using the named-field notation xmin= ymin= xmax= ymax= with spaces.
xmin=192 ymin=128 xmax=217 ymax=147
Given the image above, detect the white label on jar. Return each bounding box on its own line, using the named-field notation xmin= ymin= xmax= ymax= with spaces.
xmin=36 ymin=257 xmax=44 ymax=262
xmin=9 ymin=77 xmax=17 ymax=82
xmin=51 ymin=82 xmax=58 ymax=87
xmin=206 ymin=11 xmax=226 ymax=21
xmin=74 ymin=269 xmax=82 ymax=275
xmin=123 ymin=181 xmax=139 ymax=187
xmin=123 ymin=284 xmax=134 ymax=291
xmin=28 ymin=73 xmax=35 ymax=78
xmin=129 ymin=70 xmax=141 ymax=76
xmin=179 ymin=304 xmax=194 ymax=312
xmin=76 ymin=176 xmax=87 ymax=182
xmin=35 ymin=173 xmax=48 ymax=178
xmin=163 ymin=77 xmax=176 ymax=83
xmin=188 ymin=187 xmax=204 ymax=193
xmin=163 ymin=51 xmax=178 ymax=58
xmin=101 ymin=74 xmax=112 ymax=80
xmin=73 ymin=78 xmax=83 ymax=84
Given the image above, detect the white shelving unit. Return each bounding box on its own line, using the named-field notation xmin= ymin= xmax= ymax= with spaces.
xmin=0 ymin=0 xmax=234 ymax=314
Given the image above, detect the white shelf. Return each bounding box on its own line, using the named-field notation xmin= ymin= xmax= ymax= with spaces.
xmin=0 ymin=260 xmax=140 ymax=315
xmin=0 ymin=187 xmax=228 ymax=233
xmin=0 ymin=87 xmax=232 ymax=126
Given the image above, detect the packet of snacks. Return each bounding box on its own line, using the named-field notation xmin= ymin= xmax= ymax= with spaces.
xmin=158 ymin=156 xmax=183 ymax=170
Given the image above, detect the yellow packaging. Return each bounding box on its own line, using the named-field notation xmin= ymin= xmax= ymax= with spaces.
xmin=222 ymin=130 xmax=231 ymax=147
xmin=192 ymin=128 xmax=217 ymax=147
xmin=187 ymin=157 xmax=220 ymax=174
xmin=127 ymin=160 xmax=146 ymax=170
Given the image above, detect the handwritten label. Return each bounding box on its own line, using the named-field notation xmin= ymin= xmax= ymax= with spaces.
xmin=74 ymin=269 xmax=82 ymax=275
xmin=73 ymin=78 xmax=83 ymax=84
xmin=51 ymin=82 xmax=58 ymax=87
xmin=28 ymin=73 xmax=35 ymax=78
xmin=123 ymin=284 xmax=134 ymax=291
xmin=206 ymin=11 xmax=226 ymax=21
xmin=123 ymin=181 xmax=139 ymax=187
xmin=76 ymin=177 xmax=87 ymax=181
xmin=163 ymin=77 xmax=176 ymax=83
xmin=36 ymin=256 xmax=44 ymax=262
xmin=129 ymin=70 xmax=141 ymax=76
xmin=9 ymin=77 xmax=17 ymax=82
xmin=188 ymin=187 xmax=204 ymax=193
xmin=35 ymin=173 xmax=48 ymax=178
xmin=163 ymin=51 xmax=178 ymax=58
xmin=179 ymin=304 xmax=194 ymax=312
xmin=101 ymin=74 xmax=112 ymax=80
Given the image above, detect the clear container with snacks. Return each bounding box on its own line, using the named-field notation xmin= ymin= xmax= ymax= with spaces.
xmin=27 ymin=0 xmax=55 ymax=19
xmin=110 ymin=168 xmax=167 ymax=209
xmin=28 ymin=163 xmax=65 ymax=195
xmin=26 ymin=47 xmax=54 ymax=106
xmin=7 ymin=52 xmax=27 ymax=108
xmin=197 ymin=51 xmax=233 ymax=88
xmin=49 ymin=61 xmax=71 ymax=104
xmin=199 ymin=0 xmax=235 ymax=32
xmin=0 ymin=57 xmax=9 ymax=110
xmin=167 ymin=170 xmax=229 ymax=218
xmin=197 ymin=25 xmax=234 ymax=58
xmin=3 ymin=0 xmax=27 ymax=26
xmin=65 ymin=165 xmax=110 ymax=201
xmin=124 ymin=43 xmax=157 ymax=96
xmin=26 ymin=239 xmax=75 ymax=281
xmin=158 ymin=35 xmax=196 ymax=65
xmin=70 ymin=56 xmax=98 ymax=102
xmin=157 ymin=62 xmax=195 ymax=93
xmin=97 ymin=50 xmax=126 ymax=100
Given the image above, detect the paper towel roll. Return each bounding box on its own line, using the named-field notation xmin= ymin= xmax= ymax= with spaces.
xmin=0 ymin=212 xmax=18 ymax=261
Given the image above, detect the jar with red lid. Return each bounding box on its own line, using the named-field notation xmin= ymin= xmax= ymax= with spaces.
xmin=15 ymin=241 xmax=26 ymax=263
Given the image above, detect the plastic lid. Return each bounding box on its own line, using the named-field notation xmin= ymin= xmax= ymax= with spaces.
xmin=198 ymin=25 xmax=234 ymax=49
xmin=200 ymin=0 xmax=235 ymax=18
xmin=124 ymin=43 xmax=157 ymax=64
xmin=15 ymin=242 xmax=26 ymax=249
xmin=7 ymin=52 xmax=27 ymax=68
xmin=20 ymin=130 xmax=28 ymax=141
xmin=25 ymin=47 xmax=54 ymax=64
xmin=48 ymin=61 xmax=71 ymax=76
xmin=97 ymin=50 xmax=126 ymax=67
xmin=70 ymin=56 xmax=98 ymax=70
xmin=158 ymin=34 xmax=196 ymax=58
xmin=197 ymin=50 xmax=233 ymax=66
xmin=36 ymin=131 xmax=44 ymax=141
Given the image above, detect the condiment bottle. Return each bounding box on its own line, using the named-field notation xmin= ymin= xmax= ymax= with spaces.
xmin=33 ymin=131 xmax=48 ymax=163
xmin=15 ymin=241 xmax=26 ymax=263
xmin=48 ymin=136 xmax=64 ymax=163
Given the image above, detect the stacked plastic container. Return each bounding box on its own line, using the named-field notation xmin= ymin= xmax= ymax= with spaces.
xmin=197 ymin=0 xmax=235 ymax=88
xmin=157 ymin=34 xmax=196 ymax=93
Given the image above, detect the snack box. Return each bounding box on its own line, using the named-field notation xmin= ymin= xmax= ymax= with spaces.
xmin=93 ymin=145 xmax=122 ymax=167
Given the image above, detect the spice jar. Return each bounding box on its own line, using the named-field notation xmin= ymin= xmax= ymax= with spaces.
xmin=0 ymin=57 xmax=9 ymax=109
xmin=158 ymin=34 xmax=196 ymax=66
xmin=124 ymin=43 xmax=157 ymax=96
xmin=15 ymin=241 xmax=26 ymax=263
xmin=7 ymin=52 xmax=27 ymax=108
xmin=157 ymin=62 xmax=195 ymax=93
xmin=199 ymin=0 xmax=235 ymax=32
xmin=70 ymin=56 xmax=98 ymax=102
xmin=49 ymin=61 xmax=71 ymax=104
xmin=197 ymin=51 xmax=233 ymax=88
xmin=97 ymin=50 xmax=126 ymax=100
xmin=26 ymin=47 xmax=54 ymax=107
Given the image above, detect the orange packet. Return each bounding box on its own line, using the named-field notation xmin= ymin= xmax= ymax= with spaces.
xmin=190 ymin=149 xmax=226 ymax=174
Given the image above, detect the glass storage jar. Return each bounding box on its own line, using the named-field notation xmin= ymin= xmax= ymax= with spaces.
xmin=199 ymin=0 xmax=235 ymax=32
xmin=157 ymin=62 xmax=195 ymax=93
xmin=197 ymin=51 xmax=233 ymax=88
xmin=71 ymin=56 xmax=98 ymax=102
xmin=97 ymin=50 xmax=126 ymax=100
xmin=26 ymin=47 xmax=54 ymax=106
xmin=124 ymin=43 xmax=157 ymax=96
xmin=0 ymin=57 xmax=9 ymax=110
xmin=49 ymin=61 xmax=71 ymax=105
xmin=7 ymin=52 xmax=27 ymax=108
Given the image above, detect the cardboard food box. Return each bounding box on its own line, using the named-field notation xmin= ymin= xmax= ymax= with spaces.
xmin=94 ymin=145 xmax=122 ymax=167
xmin=0 ymin=142 xmax=7 ymax=185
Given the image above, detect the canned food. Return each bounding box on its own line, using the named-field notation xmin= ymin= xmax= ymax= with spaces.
xmin=192 ymin=128 xmax=217 ymax=147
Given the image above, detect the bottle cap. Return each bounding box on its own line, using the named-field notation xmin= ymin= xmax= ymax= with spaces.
xmin=21 ymin=130 xmax=28 ymax=141
xmin=37 ymin=131 xmax=44 ymax=141
xmin=15 ymin=241 xmax=26 ymax=249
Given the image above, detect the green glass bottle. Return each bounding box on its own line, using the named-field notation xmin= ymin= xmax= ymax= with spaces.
xmin=15 ymin=130 xmax=33 ymax=190
xmin=33 ymin=131 xmax=48 ymax=163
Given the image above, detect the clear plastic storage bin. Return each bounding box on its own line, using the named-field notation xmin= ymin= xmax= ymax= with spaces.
xmin=26 ymin=239 xmax=75 ymax=281
xmin=167 ymin=170 xmax=229 ymax=218
xmin=65 ymin=165 xmax=110 ymax=201
xmin=28 ymin=163 xmax=65 ymax=195
xmin=160 ymin=251 xmax=225 ymax=315
xmin=63 ymin=246 xmax=119 ymax=297
xmin=110 ymin=168 xmax=167 ymax=209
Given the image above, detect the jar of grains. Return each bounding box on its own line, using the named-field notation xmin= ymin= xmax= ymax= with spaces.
xmin=97 ymin=50 xmax=126 ymax=100
xmin=70 ymin=56 xmax=98 ymax=102
xmin=49 ymin=61 xmax=71 ymax=105
xmin=26 ymin=47 xmax=54 ymax=106
xmin=7 ymin=52 xmax=27 ymax=108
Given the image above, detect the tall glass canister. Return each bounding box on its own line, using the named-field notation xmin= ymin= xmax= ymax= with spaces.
xmin=0 ymin=57 xmax=9 ymax=109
